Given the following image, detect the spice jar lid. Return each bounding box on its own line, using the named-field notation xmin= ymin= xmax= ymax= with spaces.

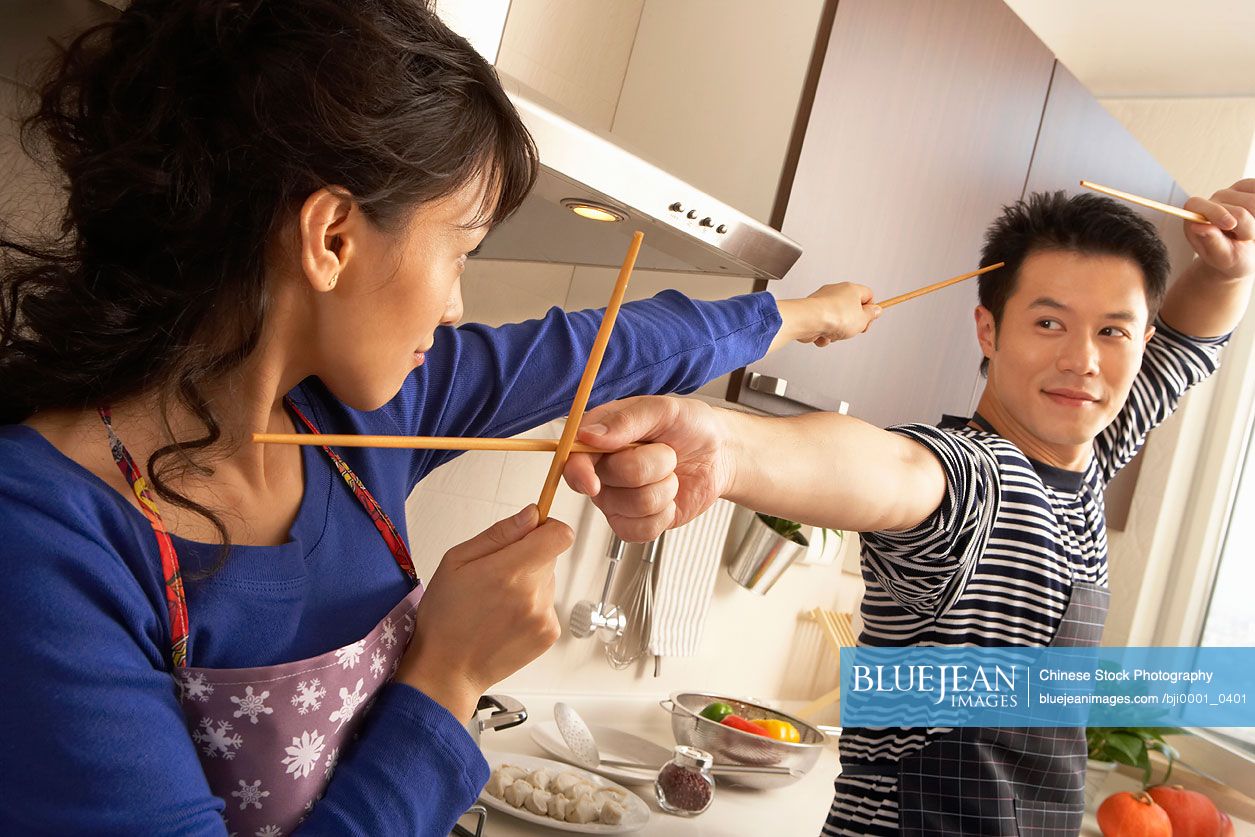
xmin=672 ymin=745 xmax=713 ymax=770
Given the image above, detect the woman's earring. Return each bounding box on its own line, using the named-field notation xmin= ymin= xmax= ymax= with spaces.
xmin=328 ymin=273 xmax=339 ymax=289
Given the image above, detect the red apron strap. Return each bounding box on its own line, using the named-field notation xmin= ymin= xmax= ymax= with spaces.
xmin=99 ymin=398 xmax=417 ymax=669
xmin=100 ymin=407 xmax=191 ymax=668
xmin=283 ymin=397 xmax=417 ymax=582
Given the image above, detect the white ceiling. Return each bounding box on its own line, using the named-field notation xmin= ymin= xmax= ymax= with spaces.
xmin=1004 ymin=0 xmax=1255 ymax=98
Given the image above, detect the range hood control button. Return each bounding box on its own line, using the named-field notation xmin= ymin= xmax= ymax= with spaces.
xmin=686 ymin=210 xmax=698 ymax=219
xmin=668 ymin=202 xmax=683 ymax=212
xmin=716 ymin=224 xmax=728 ymax=234
xmin=699 ymin=217 xmax=714 ymax=227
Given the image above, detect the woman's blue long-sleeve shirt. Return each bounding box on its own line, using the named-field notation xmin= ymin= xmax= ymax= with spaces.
xmin=0 ymin=290 xmax=781 ymax=835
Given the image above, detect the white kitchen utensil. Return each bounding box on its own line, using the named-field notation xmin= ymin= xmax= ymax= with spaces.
xmin=531 ymin=721 xmax=670 ymax=785
xmin=554 ymin=702 xmax=602 ymax=768
xmin=478 ymin=751 xmax=649 ymax=834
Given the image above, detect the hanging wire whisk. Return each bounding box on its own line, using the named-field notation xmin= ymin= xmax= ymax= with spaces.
xmin=605 ymin=534 xmax=661 ymax=670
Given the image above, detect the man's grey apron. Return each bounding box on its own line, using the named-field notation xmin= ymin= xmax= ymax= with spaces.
xmin=896 ymin=580 xmax=1108 ymax=836
xmin=838 ymin=580 xmax=1107 ymax=836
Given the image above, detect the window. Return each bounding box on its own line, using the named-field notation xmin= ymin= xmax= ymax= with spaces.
xmin=1199 ymin=395 xmax=1255 ymax=754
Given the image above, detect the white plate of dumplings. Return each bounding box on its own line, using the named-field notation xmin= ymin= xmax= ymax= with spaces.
xmin=479 ymin=752 xmax=651 ymax=833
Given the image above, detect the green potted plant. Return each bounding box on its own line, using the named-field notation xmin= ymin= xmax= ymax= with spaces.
xmin=759 ymin=514 xmax=807 ymax=544
xmin=1084 ymin=727 xmax=1180 ymax=810
xmin=807 ymin=525 xmax=845 ymax=565
xmin=727 ymin=513 xmax=809 ymax=594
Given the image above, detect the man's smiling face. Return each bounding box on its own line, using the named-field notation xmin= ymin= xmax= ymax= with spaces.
xmin=977 ymin=249 xmax=1155 ymax=450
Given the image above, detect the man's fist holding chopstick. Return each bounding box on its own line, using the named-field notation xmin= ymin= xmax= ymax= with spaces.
xmin=563 ymin=396 xmax=732 ymax=542
xmin=1183 ymin=178 xmax=1255 ymax=280
xmin=1163 ymin=178 xmax=1255 ymax=340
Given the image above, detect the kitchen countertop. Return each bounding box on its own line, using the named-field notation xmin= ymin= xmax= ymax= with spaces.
xmin=455 ymin=693 xmax=840 ymax=837
xmin=456 ymin=693 xmax=1255 ymax=837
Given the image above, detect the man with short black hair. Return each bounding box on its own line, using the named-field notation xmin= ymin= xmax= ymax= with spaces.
xmin=977 ymin=190 xmax=1172 ymax=376
xmin=562 ymin=181 xmax=1255 ymax=835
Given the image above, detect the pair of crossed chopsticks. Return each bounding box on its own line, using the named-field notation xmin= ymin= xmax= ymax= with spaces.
xmin=253 ymin=181 xmax=1203 ymax=521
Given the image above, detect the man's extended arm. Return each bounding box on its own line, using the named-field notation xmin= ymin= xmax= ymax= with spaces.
xmin=563 ymin=396 xmax=947 ymax=542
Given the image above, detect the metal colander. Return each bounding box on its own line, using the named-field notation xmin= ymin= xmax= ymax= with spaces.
xmin=659 ymin=691 xmax=827 ymax=790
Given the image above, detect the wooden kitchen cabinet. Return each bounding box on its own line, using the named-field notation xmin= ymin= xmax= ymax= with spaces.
xmin=492 ymin=0 xmax=826 ymax=225
xmin=1016 ymin=61 xmax=1195 ymax=326
xmin=734 ymin=0 xmax=1192 ymax=454
xmin=1016 ymin=60 xmax=1188 ymax=298
xmin=735 ymin=0 xmax=1056 ymax=425
xmin=1013 ymin=62 xmax=1195 ymax=530
xmin=1020 ymin=65 xmax=1175 ymax=216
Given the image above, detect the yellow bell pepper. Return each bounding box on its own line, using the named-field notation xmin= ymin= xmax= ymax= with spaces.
xmin=750 ymin=718 xmax=801 ymax=743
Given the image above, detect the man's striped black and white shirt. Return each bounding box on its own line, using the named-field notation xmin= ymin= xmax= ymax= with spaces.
xmin=823 ymin=320 xmax=1229 ymax=836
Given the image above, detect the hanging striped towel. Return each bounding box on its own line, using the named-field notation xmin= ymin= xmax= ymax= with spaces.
xmin=647 ymin=499 xmax=737 ymax=658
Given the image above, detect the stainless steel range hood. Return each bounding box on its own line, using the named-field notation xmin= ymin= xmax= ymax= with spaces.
xmin=476 ymin=75 xmax=802 ymax=282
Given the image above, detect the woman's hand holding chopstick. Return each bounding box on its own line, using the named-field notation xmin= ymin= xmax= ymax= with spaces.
xmin=770 ymin=282 xmax=882 ymax=352
xmin=396 ymin=505 xmax=572 ymax=721
xmin=768 ymin=267 xmax=1005 ymax=352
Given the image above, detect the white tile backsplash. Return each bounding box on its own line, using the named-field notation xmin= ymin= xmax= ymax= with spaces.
xmin=493 ymin=420 xmax=566 ymax=507
xmin=418 ymin=450 xmax=506 ymax=500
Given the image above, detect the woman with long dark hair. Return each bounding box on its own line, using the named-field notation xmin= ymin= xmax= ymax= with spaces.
xmin=0 ymin=1 xmax=879 ymax=833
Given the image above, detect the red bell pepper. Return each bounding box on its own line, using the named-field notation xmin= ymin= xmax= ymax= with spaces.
xmin=721 ymin=714 xmax=770 ymax=736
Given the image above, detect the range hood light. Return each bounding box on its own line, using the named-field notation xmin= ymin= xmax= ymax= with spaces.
xmin=561 ymin=198 xmax=624 ymax=223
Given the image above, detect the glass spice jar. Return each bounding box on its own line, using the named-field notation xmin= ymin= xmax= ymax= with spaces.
xmin=654 ymin=745 xmax=715 ymax=816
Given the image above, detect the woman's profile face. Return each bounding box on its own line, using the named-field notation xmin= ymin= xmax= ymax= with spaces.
xmin=307 ymin=176 xmax=492 ymax=411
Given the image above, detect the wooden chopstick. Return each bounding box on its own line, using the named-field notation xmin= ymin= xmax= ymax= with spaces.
xmin=811 ymin=608 xmax=845 ymax=656
xmin=536 ymin=231 xmax=645 ymax=522
xmin=1080 ymin=180 xmax=1208 ymax=224
xmin=796 ymin=684 xmax=841 ymax=720
xmin=832 ymin=612 xmax=859 ymax=647
xmin=873 ymin=177 xmax=1211 ymax=311
xmin=798 ymin=608 xmax=851 ymax=720
xmin=251 ymin=432 xmax=637 ymax=454
xmin=877 ymin=262 xmax=1004 ymax=309
xmin=821 ymin=611 xmax=850 ymax=651
xmin=811 ymin=607 xmax=858 ymax=648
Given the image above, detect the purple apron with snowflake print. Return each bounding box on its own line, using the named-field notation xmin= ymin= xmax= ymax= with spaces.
xmin=176 ymin=587 xmax=422 ymax=834
xmin=102 ymin=399 xmax=424 ymax=836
